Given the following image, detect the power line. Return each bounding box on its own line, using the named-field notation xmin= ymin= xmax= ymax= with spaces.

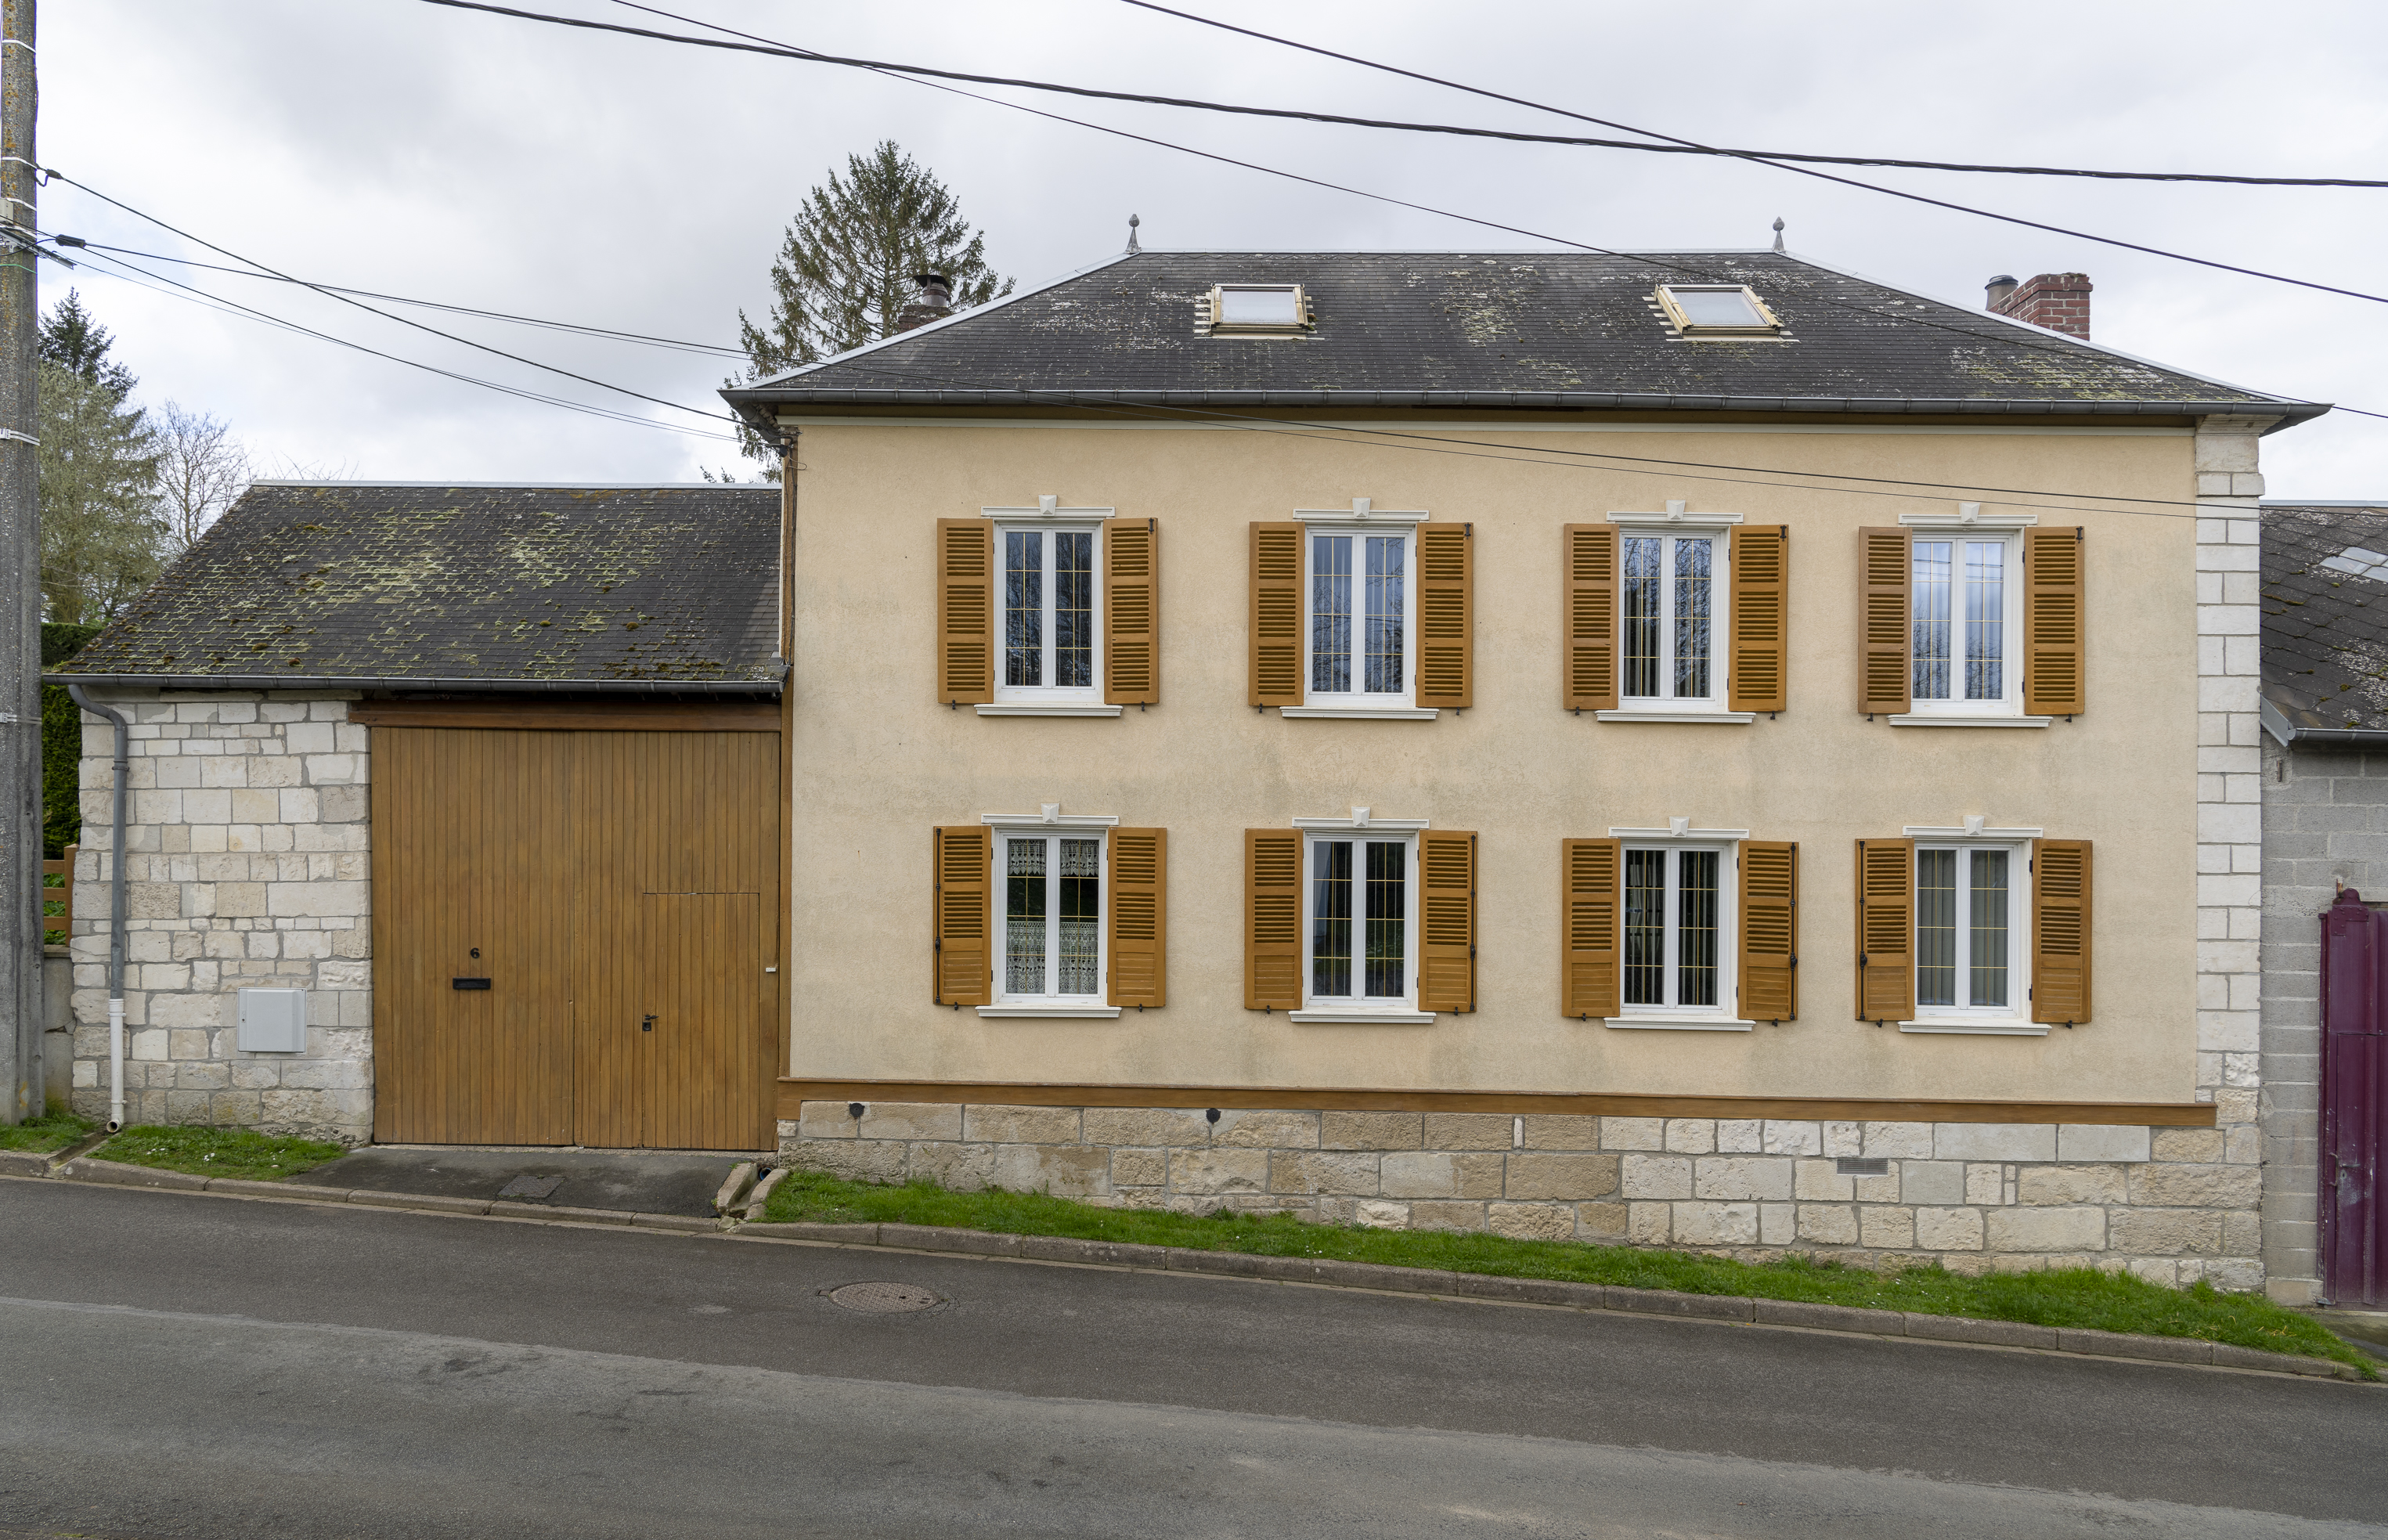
xmin=45 ymin=170 xmax=745 ymax=426
xmin=403 ymin=0 xmax=2388 ymax=306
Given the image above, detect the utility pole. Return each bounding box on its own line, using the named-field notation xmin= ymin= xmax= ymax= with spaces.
xmin=0 ymin=0 xmax=35 ymax=1126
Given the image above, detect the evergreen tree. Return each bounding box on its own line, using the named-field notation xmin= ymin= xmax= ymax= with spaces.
xmin=728 ymin=142 xmax=1012 ymax=466
xmin=38 ymin=291 xmax=163 ymax=622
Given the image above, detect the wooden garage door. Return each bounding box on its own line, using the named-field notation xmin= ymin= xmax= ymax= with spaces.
xmin=373 ymin=727 xmax=781 ymax=1149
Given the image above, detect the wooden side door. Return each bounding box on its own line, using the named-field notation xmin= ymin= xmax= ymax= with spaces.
xmin=640 ymin=892 xmax=763 ymax=1149
xmin=2322 ymin=888 xmax=2387 ymax=1306
xmin=371 ymin=728 xmax=574 ymax=1145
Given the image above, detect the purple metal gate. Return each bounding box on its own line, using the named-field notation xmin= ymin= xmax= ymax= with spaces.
xmin=2321 ymin=889 xmax=2388 ymax=1306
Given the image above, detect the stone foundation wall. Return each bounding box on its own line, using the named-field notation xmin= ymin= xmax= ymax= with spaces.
xmin=784 ymin=1101 xmax=2262 ymax=1286
xmin=69 ymin=693 xmax=372 ymax=1143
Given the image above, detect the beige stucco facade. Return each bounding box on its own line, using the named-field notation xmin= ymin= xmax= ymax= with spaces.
xmin=782 ymin=413 xmax=2202 ymax=1107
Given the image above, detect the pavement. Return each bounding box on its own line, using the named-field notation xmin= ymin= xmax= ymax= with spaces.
xmin=2 ymin=1177 xmax=2382 ymax=1539
xmin=2316 ymin=1308 xmax=2388 ymax=1359
xmin=298 ymin=1145 xmax=745 ymax=1217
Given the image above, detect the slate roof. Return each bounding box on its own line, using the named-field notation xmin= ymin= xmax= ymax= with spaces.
xmin=2260 ymin=503 xmax=2388 ymax=734
xmin=52 ymin=483 xmax=782 ymax=693
xmin=723 ymin=249 xmax=2325 ymax=429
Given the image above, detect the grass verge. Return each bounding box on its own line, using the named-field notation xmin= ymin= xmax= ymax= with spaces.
xmin=96 ymin=1124 xmax=347 ymax=1183
xmin=764 ymin=1169 xmax=2373 ymax=1378
xmin=0 ymin=1109 xmax=93 ymax=1155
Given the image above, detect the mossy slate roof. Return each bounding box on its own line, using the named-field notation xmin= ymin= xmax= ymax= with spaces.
xmin=2264 ymin=503 xmax=2388 ymax=733
xmin=56 ymin=483 xmax=782 ymax=691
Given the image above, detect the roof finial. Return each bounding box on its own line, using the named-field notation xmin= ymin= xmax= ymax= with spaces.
xmin=1771 ymin=217 xmax=1785 ymax=254
xmin=1125 ymin=213 xmax=1141 ymax=254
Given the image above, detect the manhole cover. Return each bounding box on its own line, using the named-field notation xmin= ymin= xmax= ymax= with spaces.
xmin=825 ymin=1281 xmax=944 ymax=1314
xmin=497 ymin=1174 xmax=563 ymax=1201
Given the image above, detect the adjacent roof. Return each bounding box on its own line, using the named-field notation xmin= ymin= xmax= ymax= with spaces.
xmin=723 ymin=250 xmax=2326 ymax=431
xmin=2261 ymin=502 xmax=2388 ymax=738
xmin=53 ymin=484 xmax=782 ymax=693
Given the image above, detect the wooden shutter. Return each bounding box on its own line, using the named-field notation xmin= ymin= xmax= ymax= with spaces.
xmin=1106 ymin=519 xmax=1160 ymax=705
xmin=1560 ymin=838 xmax=1621 ymax=1019
xmin=1562 ymin=525 xmax=1618 ymax=712
xmin=1250 ymin=523 xmax=1303 ymax=707
xmin=2024 ymin=527 xmax=2084 ymax=716
xmin=1854 ymin=838 xmax=1914 ymax=1022
xmin=1740 ymin=840 xmax=1798 ymax=1022
xmin=932 ymin=826 xmax=990 ymax=1006
xmin=1860 ymin=528 xmax=1910 ymax=716
xmin=936 ymin=519 xmax=994 ymax=705
xmin=1418 ymin=830 xmax=1476 ymax=1012
xmin=1729 ymin=525 xmax=1788 ymax=713
xmin=2032 ymin=839 xmax=2092 ymax=1024
xmin=1416 ymin=523 xmax=1472 ymax=709
xmin=1245 ymin=829 xmax=1302 ymax=1008
xmin=1109 ymin=828 xmax=1166 ymax=1008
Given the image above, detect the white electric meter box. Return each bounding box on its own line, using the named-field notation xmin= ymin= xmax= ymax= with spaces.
xmin=236 ymin=987 xmax=308 ymax=1053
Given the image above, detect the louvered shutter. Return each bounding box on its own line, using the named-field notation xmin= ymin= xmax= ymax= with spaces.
xmin=2024 ymin=527 xmax=2084 ymax=716
xmin=933 ymin=826 xmax=990 ymax=1006
xmin=1106 ymin=519 xmax=1160 ymax=705
xmin=1860 ymin=528 xmax=1910 ymax=716
xmin=1560 ymin=838 xmax=1621 ymax=1019
xmin=1854 ymin=838 xmax=1914 ymax=1022
xmin=1245 ymin=829 xmax=1301 ymax=1008
xmin=1562 ymin=525 xmax=1618 ymax=712
xmin=1109 ymin=828 xmax=1166 ymax=1008
xmin=1739 ymin=841 xmax=1798 ymax=1022
xmin=1418 ymin=830 xmax=1476 ymax=1012
xmin=2032 ymin=839 xmax=2092 ymax=1024
xmin=1250 ymin=523 xmax=1303 ymax=707
xmin=1729 ymin=525 xmax=1788 ymax=713
xmin=1416 ymin=524 xmax=1472 ymax=709
xmin=936 ymin=519 xmax=994 ymax=705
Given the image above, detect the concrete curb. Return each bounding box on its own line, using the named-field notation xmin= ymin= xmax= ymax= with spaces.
xmin=729 ymin=1219 xmax=2368 ymax=1383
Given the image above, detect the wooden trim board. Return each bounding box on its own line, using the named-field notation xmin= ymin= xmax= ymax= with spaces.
xmin=778 ymin=1078 xmax=2217 ymax=1127
xmin=350 ymin=700 xmax=781 ymax=731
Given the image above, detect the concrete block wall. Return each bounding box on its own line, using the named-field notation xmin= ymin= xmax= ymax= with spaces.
xmin=68 ymin=694 xmax=372 ymax=1142
xmin=784 ymin=1103 xmax=2260 ymax=1284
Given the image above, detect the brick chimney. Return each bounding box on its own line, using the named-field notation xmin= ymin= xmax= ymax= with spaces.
xmin=894 ymin=272 xmax=954 ymax=334
xmin=1988 ymin=272 xmax=2090 ymax=339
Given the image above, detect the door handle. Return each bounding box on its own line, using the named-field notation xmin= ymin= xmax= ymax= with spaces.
xmin=642 ymin=1015 xmax=657 ymax=1033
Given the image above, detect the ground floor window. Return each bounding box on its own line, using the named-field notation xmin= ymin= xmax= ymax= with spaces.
xmin=1307 ymin=833 xmax=1413 ymax=1005
xmin=1916 ymin=844 xmax=2015 ymax=1012
xmin=1622 ymin=845 xmax=1722 ymax=1010
xmin=1002 ymin=831 xmax=1104 ymax=1000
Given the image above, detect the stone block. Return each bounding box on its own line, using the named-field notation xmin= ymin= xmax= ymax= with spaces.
xmin=1914 ymin=1207 xmax=1984 ymax=1251
xmin=1170 ymin=1149 xmax=1268 ymax=1195
xmin=1692 ymin=1156 xmax=1791 ymax=1201
xmin=1797 ymin=1204 xmax=1858 ymax=1245
xmin=2128 ymin=1163 xmax=2260 ymax=1208
xmin=2110 ymin=1209 xmax=2224 ymax=1256
xmin=1084 ymin=1107 xmax=1210 ymax=1147
xmin=2018 ymin=1166 xmax=2124 ymax=1205
xmin=1859 ymin=1206 xmax=1915 ymax=1248
xmin=1409 ymin=1200 xmax=1487 ymax=1233
xmin=1520 ymin=1114 xmax=1601 ymax=1149
xmin=907 ymin=1141 xmax=996 ymax=1191
xmin=1715 ymin=1120 xmax=1762 ymax=1153
xmin=1672 ymin=1201 xmax=1759 ymax=1246
xmin=1423 ymin=1112 xmax=1512 ymax=1150
xmin=1822 ymin=1121 xmax=1862 ymax=1156
xmin=1964 ymin=1164 xmax=2006 ymax=1204
xmin=1485 ymin=1202 xmax=1575 ymax=1241
xmin=1619 ymin=1153 xmax=1692 ymax=1199
xmin=1110 ymin=1148 xmax=1169 ymax=1187
xmin=266 ymin=881 xmax=367 ymax=918
xmin=1662 ymin=1118 xmax=1715 ymax=1153
xmin=126 ymin=883 xmax=182 ymax=920
xmin=1760 ymin=1120 xmax=1822 ymax=1156
xmin=285 ymin=723 xmax=335 ymax=755
xmin=1503 ymin=1152 xmax=1618 ymax=1201
xmin=1380 ymin=1151 xmax=1461 ymax=1199
xmin=961 ymin=1104 xmax=1081 ymax=1145
xmin=789 ymin=1138 xmax=907 ymax=1183
xmin=1575 ymin=1202 xmax=1628 ymax=1239
xmin=1355 ymin=1199 xmax=1408 ymax=1229
xmin=1628 ymin=1202 xmax=1672 ymax=1244
xmin=1794 ymin=1159 xmax=1853 ymax=1201
xmin=2056 ymin=1124 xmax=2151 ymax=1162
xmin=1209 ymin=1109 xmax=1318 ymax=1148
xmin=857 ymin=1102 xmax=964 ymax=1141
xmin=992 ymin=1143 xmax=1109 ymax=1199
xmin=1600 ymin=1116 xmax=1665 ymax=1150
xmin=1862 ymin=1121 xmax=1932 ymax=1158
xmin=1900 ymin=1161 xmax=1964 ymax=1205
xmin=1761 ymin=1202 xmax=1794 ymax=1245
xmin=1935 ymin=1123 xmax=2056 ymax=1162
xmin=1986 ymin=1206 xmax=2105 ymax=1252
xmin=1319 ymin=1111 xmax=1422 ymax=1150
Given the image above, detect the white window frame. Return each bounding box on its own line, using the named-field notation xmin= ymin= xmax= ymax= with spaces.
xmin=1289 ymin=809 xmax=1433 ymax=1024
xmin=976 ymin=808 xmax=1121 ymax=1019
xmin=1284 ymin=502 xmax=1436 ymax=721
xmin=1899 ymin=822 xmax=2040 ymax=1036
xmin=1901 ymin=530 xmax=2024 ymax=721
xmin=976 ymin=498 xmax=1122 ymax=719
xmin=1597 ymin=505 xmax=1755 ymax=725
xmin=1604 ymin=822 xmax=1751 ymax=1031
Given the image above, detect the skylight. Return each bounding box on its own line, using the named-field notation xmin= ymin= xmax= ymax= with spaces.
xmin=2321 ymin=545 xmax=2388 ymax=581
xmin=1655 ymin=284 xmax=1782 ymax=337
xmin=1210 ymin=283 xmax=1310 ymax=334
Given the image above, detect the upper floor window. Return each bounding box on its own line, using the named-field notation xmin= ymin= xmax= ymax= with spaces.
xmin=1210 ymin=283 xmax=1310 ymax=334
xmin=1655 ymin=284 xmax=1782 ymax=337
xmin=1309 ymin=527 xmax=1412 ymax=707
xmin=1621 ymin=532 xmax=1719 ymax=705
xmin=998 ymin=524 xmax=1102 ymax=704
xmin=1910 ymin=535 xmax=2018 ymax=714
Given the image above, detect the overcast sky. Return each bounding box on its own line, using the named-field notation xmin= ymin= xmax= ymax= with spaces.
xmin=33 ymin=0 xmax=2388 ymax=497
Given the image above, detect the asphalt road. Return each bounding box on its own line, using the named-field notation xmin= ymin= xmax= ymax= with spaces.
xmin=2 ymin=1178 xmax=2381 ymax=1539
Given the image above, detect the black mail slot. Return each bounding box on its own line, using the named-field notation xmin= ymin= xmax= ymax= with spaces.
xmin=452 ymin=977 xmax=492 ymax=990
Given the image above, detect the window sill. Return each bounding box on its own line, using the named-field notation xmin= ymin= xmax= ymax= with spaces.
xmin=1278 ymin=706 xmax=1440 ymax=721
xmin=976 ymin=703 xmax=1124 ymax=717
xmin=1897 ymin=1019 xmax=2050 ymax=1036
xmin=1886 ymin=713 xmax=2051 ymax=729
xmin=976 ymin=1004 xmax=1124 ymax=1019
xmin=1593 ymin=709 xmax=1758 ymax=725
xmin=1286 ymin=1008 xmax=1437 ymax=1025
xmin=1601 ymin=1015 xmax=1755 ymax=1032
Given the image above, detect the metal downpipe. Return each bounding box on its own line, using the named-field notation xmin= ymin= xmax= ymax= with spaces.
xmin=66 ymin=686 xmax=128 ymax=1132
